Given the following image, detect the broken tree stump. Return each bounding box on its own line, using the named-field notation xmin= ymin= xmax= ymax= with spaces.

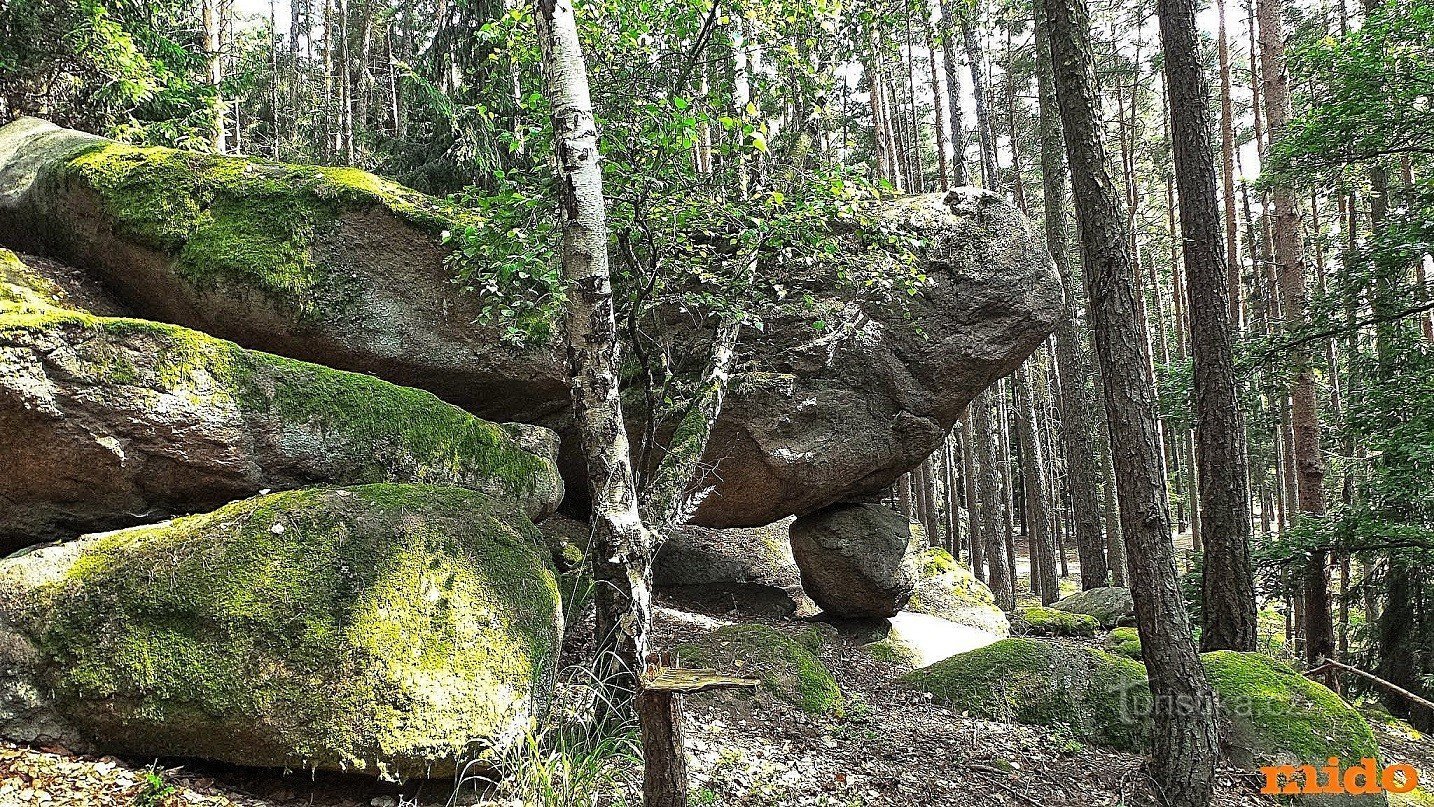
xmin=637 ymin=652 xmax=760 ymax=807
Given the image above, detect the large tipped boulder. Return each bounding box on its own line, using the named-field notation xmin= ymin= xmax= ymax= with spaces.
xmin=0 ymin=118 xmax=1062 ymax=527
xmin=789 ymin=502 xmax=917 ymax=619
xmin=0 ymin=485 xmax=563 ymax=779
xmin=0 ymin=307 xmax=562 ymax=549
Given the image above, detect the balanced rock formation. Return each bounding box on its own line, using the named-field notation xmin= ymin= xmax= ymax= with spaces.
xmin=0 ymin=118 xmax=1062 ymax=528
xmin=789 ymin=502 xmax=917 ymax=619
xmin=0 ymin=305 xmax=562 ymax=550
xmin=0 ymin=485 xmax=563 ymax=780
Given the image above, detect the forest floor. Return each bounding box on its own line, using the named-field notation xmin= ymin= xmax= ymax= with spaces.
xmin=0 ymin=587 xmax=1315 ymax=807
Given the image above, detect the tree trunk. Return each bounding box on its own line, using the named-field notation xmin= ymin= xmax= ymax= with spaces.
xmin=1034 ymin=7 xmax=1108 ymax=589
xmin=1158 ymin=0 xmax=1257 ymax=652
xmin=1016 ymin=362 xmax=1058 ymax=604
xmin=938 ymin=0 xmax=969 ymax=186
xmin=960 ymin=11 xmax=999 ymax=189
xmin=924 ymin=12 xmax=950 ymax=191
xmin=1040 ymin=0 xmax=1220 ymax=802
xmin=203 ymin=0 xmax=226 ymax=153
xmin=535 ymin=0 xmax=655 ymax=702
xmin=961 ymin=416 xmax=984 ymax=580
xmin=1215 ymin=0 xmax=1243 ymax=330
xmin=1256 ymin=0 xmax=1332 ymax=669
xmin=973 ymin=391 xmax=1012 ymax=609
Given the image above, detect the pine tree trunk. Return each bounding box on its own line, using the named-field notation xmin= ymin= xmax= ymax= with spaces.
xmin=1041 ymin=0 xmax=1220 ymax=801
xmin=535 ymin=0 xmax=654 ymax=702
xmin=1256 ymin=0 xmax=1332 ymax=669
xmin=938 ymin=0 xmax=969 ymax=186
xmin=925 ymin=13 xmax=950 ymax=191
xmin=1015 ymin=362 xmax=1058 ymax=604
xmin=973 ymin=391 xmax=1012 ymax=608
xmin=1034 ymin=7 xmax=1108 ymax=589
xmin=962 ymin=416 xmax=984 ymax=580
xmin=1158 ymin=0 xmax=1257 ymax=653
xmin=961 ymin=12 xmax=999 ymax=188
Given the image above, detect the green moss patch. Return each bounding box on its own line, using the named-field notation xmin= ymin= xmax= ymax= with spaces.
xmin=1107 ymin=627 xmax=1142 ymax=659
xmin=1013 ymin=605 xmax=1099 ymax=637
xmin=1202 ymin=650 xmax=1379 ymax=767
xmin=18 ymin=484 xmax=561 ymax=778
xmin=676 ymin=624 xmax=843 ymax=716
xmin=905 ymin=642 xmax=1381 ymax=770
xmin=0 ymin=249 xmax=63 ymax=314
xmin=57 ymin=143 xmax=471 ymax=317
xmin=903 ymin=638 xmax=1151 ymax=752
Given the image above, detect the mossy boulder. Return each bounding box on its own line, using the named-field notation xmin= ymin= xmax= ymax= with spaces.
xmin=0 ymin=309 xmax=562 ymax=549
xmin=675 ymin=624 xmax=843 ymax=716
xmin=1012 ymin=605 xmax=1100 ymax=637
xmin=0 ymin=485 xmax=562 ymax=778
xmin=1203 ymin=651 xmax=1379 ymax=771
xmin=0 ymin=116 xmax=569 ymax=425
xmin=1107 ymin=627 xmax=1142 ymax=659
xmin=907 ymin=548 xmax=1009 ymax=637
xmin=1051 ymin=586 xmax=1135 ymax=628
xmin=905 ymin=640 xmax=1383 ymax=791
xmin=903 ymin=638 xmax=1151 ymax=752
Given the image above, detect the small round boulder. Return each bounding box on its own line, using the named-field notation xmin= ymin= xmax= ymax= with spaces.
xmin=789 ymin=502 xmax=916 ymax=619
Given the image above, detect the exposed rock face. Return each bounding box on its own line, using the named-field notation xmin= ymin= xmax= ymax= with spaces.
xmin=0 ymin=485 xmax=563 ymax=779
xmin=0 ymin=118 xmax=1062 ymax=528
xmin=789 ymin=503 xmax=917 ymax=619
xmin=1052 ymin=586 xmax=1136 ymax=629
xmin=653 ymin=518 xmax=813 ymax=617
xmin=0 ymin=308 xmax=562 ymax=550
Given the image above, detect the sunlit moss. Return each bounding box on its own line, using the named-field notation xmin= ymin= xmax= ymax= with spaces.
xmin=56 ymin=143 xmax=473 ymax=318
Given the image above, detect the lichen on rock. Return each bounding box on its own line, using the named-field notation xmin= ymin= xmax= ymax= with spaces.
xmin=906 ymin=548 xmax=1009 ymax=637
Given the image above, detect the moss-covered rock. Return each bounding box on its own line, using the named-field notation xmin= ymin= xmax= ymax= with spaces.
xmin=903 ymin=638 xmax=1151 ymax=752
xmin=1203 ymin=651 xmax=1379 ymax=767
xmin=906 ymin=548 xmax=1010 ymax=637
xmin=0 ymin=119 xmax=1066 ymax=532
xmin=0 ymin=485 xmax=562 ymax=779
xmin=675 ymin=624 xmax=843 ymax=716
xmin=1107 ymin=627 xmax=1142 ymax=659
xmin=1012 ymin=605 xmax=1100 ymax=637
xmin=1051 ymin=586 xmax=1135 ymax=629
xmin=905 ymin=640 xmax=1383 ymax=790
xmin=0 ymin=309 xmax=562 ymax=548
xmin=0 ymin=116 xmax=569 ymax=425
